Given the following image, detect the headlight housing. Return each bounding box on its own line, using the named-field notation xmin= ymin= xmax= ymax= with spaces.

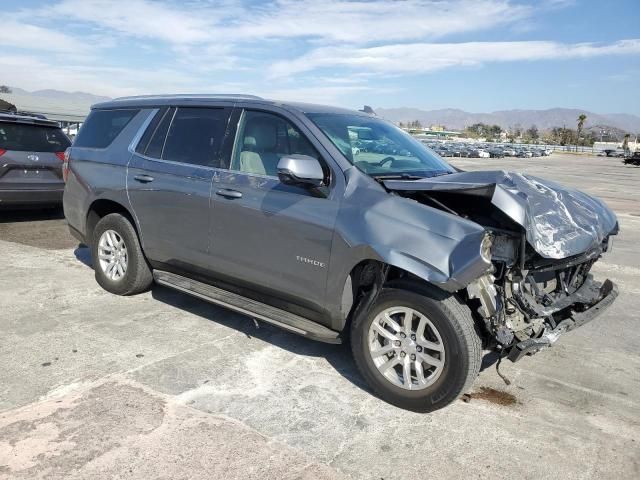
xmin=480 ymin=233 xmax=493 ymax=263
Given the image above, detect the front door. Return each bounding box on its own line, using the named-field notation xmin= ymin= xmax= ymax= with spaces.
xmin=208 ymin=109 xmax=340 ymax=316
xmin=127 ymin=106 xmax=232 ymax=269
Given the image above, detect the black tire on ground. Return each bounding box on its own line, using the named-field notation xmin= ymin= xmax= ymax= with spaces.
xmin=91 ymin=213 xmax=153 ymax=296
xmin=350 ymin=285 xmax=482 ymax=413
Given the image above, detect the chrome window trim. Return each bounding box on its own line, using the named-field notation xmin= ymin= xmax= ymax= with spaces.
xmin=160 ymin=107 xmax=178 ymax=159
xmin=130 ymin=152 xmax=219 ymax=172
xmin=128 ymin=108 xmax=159 ymax=154
xmin=229 ymin=109 xmax=246 ymax=173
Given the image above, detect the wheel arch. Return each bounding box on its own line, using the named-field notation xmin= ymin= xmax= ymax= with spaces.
xmin=338 ymin=258 xmax=455 ymax=333
xmin=86 ymin=198 xmax=139 ymax=245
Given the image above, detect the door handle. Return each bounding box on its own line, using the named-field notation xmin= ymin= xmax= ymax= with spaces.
xmin=134 ymin=174 xmax=154 ymax=183
xmin=216 ymin=189 xmax=243 ymax=199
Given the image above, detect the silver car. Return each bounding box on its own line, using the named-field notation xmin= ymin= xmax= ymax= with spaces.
xmin=63 ymin=95 xmax=619 ymax=412
xmin=0 ymin=112 xmax=70 ymax=207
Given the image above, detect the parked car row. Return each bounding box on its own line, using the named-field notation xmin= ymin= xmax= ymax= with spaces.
xmin=423 ymin=140 xmax=553 ymax=159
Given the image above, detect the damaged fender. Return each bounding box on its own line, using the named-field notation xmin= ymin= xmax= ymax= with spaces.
xmin=326 ymin=169 xmax=493 ymax=328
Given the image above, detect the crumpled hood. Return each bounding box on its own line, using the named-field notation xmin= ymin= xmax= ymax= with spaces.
xmin=383 ymin=170 xmax=618 ymax=259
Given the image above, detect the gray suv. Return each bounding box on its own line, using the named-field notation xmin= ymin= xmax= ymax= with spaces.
xmin=63 ymin=95 xmax=619 ymax=412
xmin=1 ymin=112 xmax=71 ymax=207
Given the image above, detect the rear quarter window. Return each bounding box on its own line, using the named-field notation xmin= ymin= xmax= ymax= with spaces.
xmin=0 ymin=122 xmax=71 ymax=152
xmin=74 ymin=109 xmax=139 ymax=148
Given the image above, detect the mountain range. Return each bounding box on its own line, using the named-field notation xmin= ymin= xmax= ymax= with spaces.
xmin=2 ymin=87 xmax=639 ymax=133
xmin=374 ymin=107 xmax=640 ymax=133
xmin=0 ymin=88 xmax=110 ymax=118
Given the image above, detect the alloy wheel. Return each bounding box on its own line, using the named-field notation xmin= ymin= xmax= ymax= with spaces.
xmin=97 ymin=229 xmax=128 ymax=281
xmin=367 ymin=307 xmax=445 ymax=390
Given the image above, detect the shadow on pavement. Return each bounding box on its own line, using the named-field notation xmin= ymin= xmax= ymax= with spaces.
xmin=0 ymin=207 xmax=77 ymax=250
xmin=0 ymin=206 xmax=64 ymax=223
xmin=74 ymin=246 xmax=93 ymax=267
xmin=151 ymin=284 xmax=371 ymax=394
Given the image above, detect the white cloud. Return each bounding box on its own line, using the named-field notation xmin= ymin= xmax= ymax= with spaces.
xmin=269 ymin=39 xmax=640 ymax=77
xmin=0 ymin=20 xmax=88 ymax=53
xmin=44 ymin=0 xmax=216 ymax=44
xmin=27 ymin=0 xmax=532 ymax=46
xmin=2 ymin=0 xmax=639 ymax=108
xmin=218 ymin=0 xmax=532 ymax=44
xmin=0 ymin=55 xmax=208 ymax=98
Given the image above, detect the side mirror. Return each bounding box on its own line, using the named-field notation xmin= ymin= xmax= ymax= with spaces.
xmin=277 ymin=155 xmax=324 ymax=187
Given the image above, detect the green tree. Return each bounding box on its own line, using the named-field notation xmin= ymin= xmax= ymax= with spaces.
xmin=548 ymin=126 xmax=576 ymax=146
xmin=507 ymin=125 xmax=522 ymax=142
xmin=576 ymin=114 xmax=587 ymax=151
xmin=0 ymin=85 xmax=11 ymax=94
xmin=464 ymin=123 xmax=502 ymax=140
xmin=489 ymin=124 xmax=502 ymax=139
xmin=525 ymin=125 xmax=539 ymax=142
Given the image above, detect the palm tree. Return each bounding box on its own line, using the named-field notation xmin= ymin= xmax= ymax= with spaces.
xmin=576 ymin=114 xmax=587 ymax=152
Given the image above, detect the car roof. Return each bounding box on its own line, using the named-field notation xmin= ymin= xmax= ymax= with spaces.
xmin=92 ymin=94 xmax=370 ymax=117
xmin=0 ymin=111 xmax=60 ymax=128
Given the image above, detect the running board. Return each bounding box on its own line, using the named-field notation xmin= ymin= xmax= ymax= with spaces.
xmin=153 ymin=270 xmax=341 ymax=344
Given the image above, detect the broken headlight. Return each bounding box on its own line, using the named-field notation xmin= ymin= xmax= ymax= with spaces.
xmin=480 ymin=233 xmax=493 ymax=263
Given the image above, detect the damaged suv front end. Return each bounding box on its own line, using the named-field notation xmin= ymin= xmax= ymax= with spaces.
xmin=383 ymin=170 xmax=619 ymax=363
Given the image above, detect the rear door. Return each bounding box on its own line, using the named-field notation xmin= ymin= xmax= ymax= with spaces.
xmin=0 ymin=121 xmax=70 ymax=191
xmin=127 ymin=106 xmax=232 ymax=268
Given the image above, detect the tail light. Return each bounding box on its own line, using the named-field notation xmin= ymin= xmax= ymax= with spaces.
xmin=55 ymin=152 xmax=65 ymax=161
xmin=62 ymin=148 xmax=71 ymax=182
xmin=0 ymin=148 xmax=6 ymax=157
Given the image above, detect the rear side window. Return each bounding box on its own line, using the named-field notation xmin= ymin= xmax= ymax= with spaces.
xmin=135 ymin=108 xmax=168 ymax=155
xmin=161 ymin=107 xmax=230 ymax=167
xmin=74 ymin=109 xmax=139 ymax=148
xmin=0 ymin=123 xmax=71 ymax=152
xmin=139 ymin=107 xmax=175 ymax=159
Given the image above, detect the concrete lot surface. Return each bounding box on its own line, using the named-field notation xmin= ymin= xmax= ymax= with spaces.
xmin=0 ymin=153 xmax=638 ymax=479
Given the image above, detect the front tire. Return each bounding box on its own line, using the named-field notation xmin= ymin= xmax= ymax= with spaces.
xmin=351 ymin=287 xmax=481 ymax=412
xmin=91 ymin=213 xmax=152 ymax=295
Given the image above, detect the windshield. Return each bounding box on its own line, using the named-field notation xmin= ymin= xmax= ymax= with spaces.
xmin=307 ymin=113 xmax=454 ymax=178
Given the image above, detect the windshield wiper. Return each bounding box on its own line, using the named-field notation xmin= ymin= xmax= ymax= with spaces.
xmin=425 ymin=170 xmax=453 ymax=178
xmin=372 ymin=170 xmax=453 ymax=181
xmin=371 ymin=173 xmax=423 ymax=180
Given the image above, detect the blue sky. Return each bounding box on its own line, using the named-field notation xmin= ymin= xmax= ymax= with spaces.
xmin=2 ymin=0 xmax=639 ymax=113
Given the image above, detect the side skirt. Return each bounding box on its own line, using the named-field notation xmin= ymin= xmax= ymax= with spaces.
xmin=153 ymin=270 xmax=342 ymax=344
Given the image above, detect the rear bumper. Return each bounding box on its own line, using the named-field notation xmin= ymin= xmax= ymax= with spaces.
xmin=0 ymin=187 xmax=64 ymax=206
xmin=507 ymin=278 xmax=618 ymax=362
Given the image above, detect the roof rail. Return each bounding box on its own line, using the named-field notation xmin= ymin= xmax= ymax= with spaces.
xmin=111 ymin=94 xmax=263 ymax=102
xmin=0 ymin=109 xmax=48 ymax=120
xmin=0 ymin=110 xmax=59 ymax=127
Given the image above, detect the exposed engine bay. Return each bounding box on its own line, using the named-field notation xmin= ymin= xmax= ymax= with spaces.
xmin=466 ymin=235 xmax=617 ymax=361
xmin=382 ymin=170 xmax=619 ymax=361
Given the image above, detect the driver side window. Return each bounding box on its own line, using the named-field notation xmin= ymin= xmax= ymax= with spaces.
xmin=230 ymin=110 xmax=321 ymax=177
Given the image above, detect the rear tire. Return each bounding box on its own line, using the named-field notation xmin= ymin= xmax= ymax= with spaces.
xmin=351 ymin=286 xmax=481 ymax=412
xmin=91 ymin=213 xmax=152 ymax=295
